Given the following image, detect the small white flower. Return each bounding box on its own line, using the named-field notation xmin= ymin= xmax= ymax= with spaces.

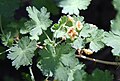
xmin=76 ymin=21 xmax=83 ymax=31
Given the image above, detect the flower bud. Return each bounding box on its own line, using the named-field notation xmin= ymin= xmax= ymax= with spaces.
xmin=67 ymin=15 xmax=75 ymax=22
xmin=76 ymin=21 xmax=83 ymax=31
xmin=83 ymin=49 xmax=93 ymax=55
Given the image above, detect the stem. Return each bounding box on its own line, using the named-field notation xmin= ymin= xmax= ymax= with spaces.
xmin=0 ymin=49 xmax=10 ymax=55
xmin=0 ymin=15 xmax=4 ymax=35
xmin=29 ymin=66 xmax=35 ymax=81
xmin=53 ymin=23 xmax=66 ymax=43
xmin=56 ymin=39 xmax=63 ymax=45
xmin=76 ymin=54 xmax=120 ymax=66
xmin=43 ymin=31 xmax=52 ymax=42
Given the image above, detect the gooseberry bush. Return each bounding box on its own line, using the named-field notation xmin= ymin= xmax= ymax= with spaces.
xmin=0 ymin=0 xmax=120 ymax=81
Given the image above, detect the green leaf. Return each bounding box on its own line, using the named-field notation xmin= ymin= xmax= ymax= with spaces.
xmin=68 ymin=64 xmax=85 ymax=81
xmin=37 ymin=45 xmax=59 ymax=76
xmin=80 ymin=24 xmax=105 ymax=52
xmin=0 ymin=0 xmax=20 ymax=19
xmin=73 ymin=70 xmax=86 ymax=81
xmin=26 ymin=6 xmax=52 ymax=40
xmin=102 ymin=32 xmax=120 ymax=56
xmin=111 ymin=17 xmax=120 ymax=36
xmin=7 ymin=37 xmax=37 ymax=69
xmin=54 ymin=30 xmax=67 ymax=38
xmin=37 ymin=43 xmax=75 ymax=75
xmin=1 ymin=32 xmax=14 ymax=47
xmin=54 ymin=64 xmax=69 ymax=81
xmin=37 ymin=42 xmax=85 ymax=81
xmin=61 ymin=49 xmax=79 ymax=68
xmin=72 ymin=37 xmax=85 ymax=50
xmin=79 ymin=23 xmax=97 ymax=38
xmin=51 ymin=16 xmax=68 ymax=38
xmin=54 ymin=63 xmax=85 ymax=81
xmin=85 ymin=69 xmax=113 ymax=81
xmin=89 ymin=29 xmax=105 ymax=52
xmin=58 ymin=0 xmax=91 ymax=15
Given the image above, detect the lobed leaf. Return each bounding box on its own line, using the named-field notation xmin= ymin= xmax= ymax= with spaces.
xmin=102 ymin=32 xmax=120 ymax=56
xmin=7 ymin=37 xmax=37 ymax=69
xmin=54 ymin=64 xmax=69 ymax=81
xmin=80 ymin=23 xmax=105 ymax=52
xmin=37 ymin=43 xmax=75 ymax=75
xmin=58 ymin=0 xmax=91 ymax=15
xmin=26 ymin=6 xmax=52 ymax=40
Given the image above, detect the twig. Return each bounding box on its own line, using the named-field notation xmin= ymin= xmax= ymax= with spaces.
xmin=29 ymin=66 xmax=35 ymax=81
xmin=76 ymin=54 xmax=120 ymax=66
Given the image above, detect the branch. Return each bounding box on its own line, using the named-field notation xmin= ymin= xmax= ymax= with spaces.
xmin=76 ymin=54 xmax=120 ymax=66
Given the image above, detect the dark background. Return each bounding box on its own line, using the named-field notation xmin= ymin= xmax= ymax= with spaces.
xmin=0 ymin=0 xmax=120 ymax=81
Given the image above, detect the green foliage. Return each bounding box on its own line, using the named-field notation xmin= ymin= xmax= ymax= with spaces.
xmin=51 ymin=15 xmax=84 ymax=40
xmin=54 ymin=64 xmax=69 ymax=81
xmin=73 ymin=69 xmax=86 ymax=81
xmin=67 ymin=64 xmax=85 ymax=81
xmin=37 ymin=40 xmax=86 ymax=81
xmin=86 ymin=69 xmax=113 ymax=81
xmin=60 ymin=50 xmax=79 ymax=68
xmin=0 ymin=0 xmax=20 ymax=19
xmin=7 ymin=37 xmax=37 ymax=69
xmin=1 ymin=18 xmax=26 ymax=47
xmin=51 ymin=16 xmax=68 ymax=38
xmin=88 ymin=29 xmax=105 ymax=52
xmin=0 ymin=0 xmax=117 ymax=81
xmin=102 ymin=32 xmax=120 ymax=56
xmin=79 ymin=23 xmax=105 ymax=52
xmin=25 ymin=6 xmax=52 ymax=40
xmin=58 ymin=0 xmax=91 ymax=15
xmin=1 ymin=32 xmax=14 ymax=47
xmin=72 ymin=37 xmax=85 ymax=49
xmin=37 ymin=43 xmax=77 ymax=75
xmin=54 ymin=64 xmax=86 ymax=81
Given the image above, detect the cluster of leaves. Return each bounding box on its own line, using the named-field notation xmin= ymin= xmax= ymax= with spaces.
xmin=0 ymin=0 xmax=118 ymax=81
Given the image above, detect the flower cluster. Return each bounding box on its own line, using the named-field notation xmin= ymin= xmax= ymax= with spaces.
xmin=67 ymin=27 xmax=78 ymax=40
xmin=67 ymin=16 xmax=83 ymax=40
